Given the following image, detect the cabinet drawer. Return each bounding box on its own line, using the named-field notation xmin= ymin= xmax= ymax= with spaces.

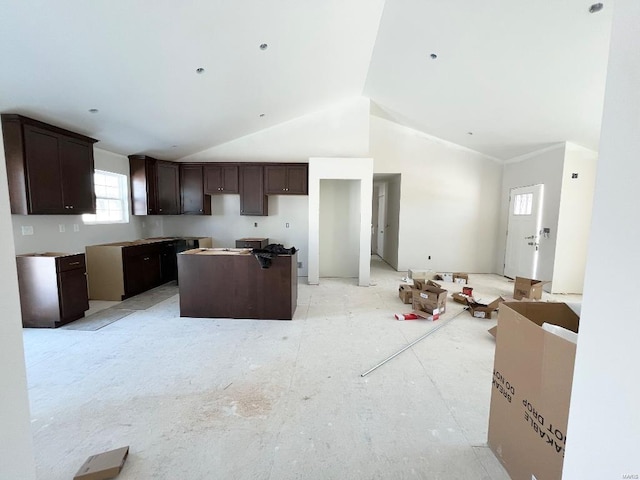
xmin=56 ymin=254 xmax=86 ymax=272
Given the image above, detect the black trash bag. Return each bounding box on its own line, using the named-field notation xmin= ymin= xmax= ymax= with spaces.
xmin=252 ymin=244 xmax=298 ymax=269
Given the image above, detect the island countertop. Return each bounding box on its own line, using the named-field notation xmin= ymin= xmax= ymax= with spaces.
xmin=177 ymin=248 xmax=297 ymax=320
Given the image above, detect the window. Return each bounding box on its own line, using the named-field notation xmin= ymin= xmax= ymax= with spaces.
xmin=82 ymin=170 xmax=129 ymax=224
xmin=513 ymin=193 xmax=533 ymax=216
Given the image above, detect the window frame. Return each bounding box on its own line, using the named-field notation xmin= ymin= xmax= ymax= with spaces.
xmin=82 ymin=170 xmax=130 ymax=225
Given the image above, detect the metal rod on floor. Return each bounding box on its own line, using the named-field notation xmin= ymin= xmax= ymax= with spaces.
xmin=360 ymin=311 xmax=463 ymax=377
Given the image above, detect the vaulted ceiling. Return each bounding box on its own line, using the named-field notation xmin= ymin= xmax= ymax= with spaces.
xmin=0 ymin=1 xmax=612 ymax=161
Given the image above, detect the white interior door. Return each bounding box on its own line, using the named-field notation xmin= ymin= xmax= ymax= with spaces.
xmin=504 ymin=184 xmax=544 ymax=279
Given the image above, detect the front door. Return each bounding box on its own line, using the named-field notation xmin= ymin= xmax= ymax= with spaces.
xmin=504 ymin=184 xmax=544 ymax=279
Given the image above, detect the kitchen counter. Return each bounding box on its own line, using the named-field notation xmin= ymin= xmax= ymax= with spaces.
xmin=177 ymin=248 xmax=297 ymax=320
xmin=85 ymin=237 xmax=212 ymax=300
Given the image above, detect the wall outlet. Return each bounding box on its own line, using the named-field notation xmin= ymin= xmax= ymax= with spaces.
xmin=58 ymin=224 xmax=65 ymax=233
xmin=21 ymin=226 xmax=34 ymax=236
xmin=73 ymin=224 xmax=79 ymax=232
xmin=254 ymin=222 xmax=258 ymax=227
xmin=297 ymin=262 xmax=303 ymax=268
xmin=286 ymin=222 xmax=290 ymax=228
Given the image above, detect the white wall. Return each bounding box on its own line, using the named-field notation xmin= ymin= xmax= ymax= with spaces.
xmin=564 ymin=0 xmax=640 ymax=476
xmin=12 ymin=148 xmax=145 ymax=254
xmin=164 ymin=97 xmax=371 ymax=276
xmin=497 ymin=145 xmax=566 ymax=282
xmin=370 ymin=115 xmax=502 ymax=273
xmin=552 ymin=143 xmax=598 ymax=294
xmin=0 ymin=121 xmax=36 ymax=480
xmin=319 ymin=180 xmax=360 ymax=277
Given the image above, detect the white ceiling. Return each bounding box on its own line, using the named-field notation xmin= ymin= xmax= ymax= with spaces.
xmin=0 ymin=1 xmax=612 ymax=161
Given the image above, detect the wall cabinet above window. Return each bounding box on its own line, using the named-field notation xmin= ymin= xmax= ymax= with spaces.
xmin=1 ymin=114 xmax=97 ymax=215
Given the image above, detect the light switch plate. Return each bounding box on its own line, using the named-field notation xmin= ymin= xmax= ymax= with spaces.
xmin=21 ymin=226 xmax=34 ymax=236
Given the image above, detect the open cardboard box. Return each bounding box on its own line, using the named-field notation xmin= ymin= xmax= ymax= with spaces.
xmin=412 ymin=285 xmax=447 ymax=313
xmin=465 ymin=296 xmax=503 ymax=319
xmin=488 ymin=302 xmax=579 ymax=480
xmin=513 ymin=276 xmax=550 ymax=300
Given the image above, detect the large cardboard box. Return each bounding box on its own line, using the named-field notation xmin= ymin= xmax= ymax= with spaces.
xmin=513 ymin=276 xmax=549 ymax=300
xmin=488 ymin=302 xmax=579 ymax=480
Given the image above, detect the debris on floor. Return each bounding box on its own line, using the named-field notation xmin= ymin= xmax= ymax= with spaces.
xmin=74 ymin=446 xmax=129 ymax=480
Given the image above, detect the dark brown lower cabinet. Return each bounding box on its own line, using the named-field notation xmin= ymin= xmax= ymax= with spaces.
xmin=16 ymin=253 xmax=89 ymax=328
xmin=178 ymin=250 xmax=297 ymax=320
xmin=122 ymin=245 xmax=162 ymax=297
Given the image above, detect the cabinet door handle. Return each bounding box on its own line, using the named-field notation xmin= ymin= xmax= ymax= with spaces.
xmin=143 ymin=257 xmax=150 ymax=260
xmin=68 ymin=261 xmax=80 ymax=266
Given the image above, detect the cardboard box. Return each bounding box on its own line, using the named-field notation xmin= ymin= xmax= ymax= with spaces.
xmin=436 ymin=272 xmax=454 ymax=282
xmin=74 ymin=446 xmax=129 ymax=480
xmin=413 ymin=279 xmax=441 ymax=291
xmin=412 ymin=308 xmax=441 ymax=321
xmin=398 ymin=284 xmax=413 ymax=304
xmin=465 ymin=296 xmax=504 ymax=319
xmin=407 ymin=269 xmax=434 ymax=281
xmin=488 ymin=302 xmax=579 ymax=480
xmin=452 ymin=292 xmax=471 ymax=304
xmin=412 ymin=288 xmax=447 ymax=316
xmin=453 ymin=272 xmax=469 ymax=284
xmin=513 ymin=276 xmax=549 ymax=300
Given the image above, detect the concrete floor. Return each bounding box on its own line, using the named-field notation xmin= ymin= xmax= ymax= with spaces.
xmin=22 ymin=259 xmax=580 ymax=479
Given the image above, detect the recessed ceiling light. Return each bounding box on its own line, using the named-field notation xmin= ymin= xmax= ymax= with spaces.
xmin=196 ymin=67 xmax=205 ymax=74
xmin=589 ymin=3 xmax=603 ymax=13
xmin=88 ymin=109 xmax=99 ymax=114
xmin=259 ymin=43 xmax=268 ymax=50
xmin=430 ymin=53 xmax=438 ymax=60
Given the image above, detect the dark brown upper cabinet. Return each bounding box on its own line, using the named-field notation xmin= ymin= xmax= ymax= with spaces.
xmin=204 ymin=164 xmax=238 ymax=194
xmin=180 ymin=164 xmax=211 ymax=215
xmin=264 ymin=164 xmax=308 ymax=195
xmin=129 ymin=155 xmax=180 ymax=215
xmin=239 ymin=164 xmax=268 ymax=216
xmin=1 ymin=114 xmax=97 ymax=215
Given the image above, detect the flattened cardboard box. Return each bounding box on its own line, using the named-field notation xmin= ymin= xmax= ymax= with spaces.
xmin=74 ymin=446 xmax=129 ymax=480
xmin=513 ymin=276 xmax=549 ymax=300
xmin=488 ymin=302 xmax=579 ymax=480
xmin=398 ymin=284 xmax=413 ymax=304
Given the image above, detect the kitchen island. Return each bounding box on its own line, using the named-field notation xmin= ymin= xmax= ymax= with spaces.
xmin=177 ymin=248 xmax=297 ymax=320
